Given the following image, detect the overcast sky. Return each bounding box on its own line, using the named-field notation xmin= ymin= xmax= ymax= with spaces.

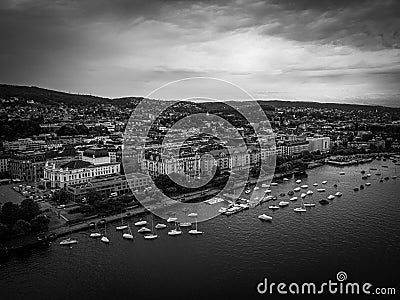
xmin=0 ymin=0 xmax=399 ymax=106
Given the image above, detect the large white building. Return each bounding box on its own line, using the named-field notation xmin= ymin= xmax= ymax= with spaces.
xmin=43 ymin=147 xmax=120 ymax=188
xmin=306 ymin=137 xmax=331 ymax=153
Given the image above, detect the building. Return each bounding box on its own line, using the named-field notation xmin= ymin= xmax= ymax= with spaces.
xmin=279 ymin=141 xmax=309 ymax=157
xmin=306 ymin=137 xmax=331 ymax=153
xmin=0 ymin=154 xmax=10 ymax=174
xmin=3 ymin=138 xmax=46 ymax=152
xmin=43 ymin=147 xmax=121 ymax=188
xmin=9 ymin=151 xmax=46 ymax=182
xmin=65 ymin=173 xmax=151 ymax=201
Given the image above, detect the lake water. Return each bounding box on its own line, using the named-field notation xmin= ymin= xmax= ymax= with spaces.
xmin=1 ymin=160 xmax=399 ymax=300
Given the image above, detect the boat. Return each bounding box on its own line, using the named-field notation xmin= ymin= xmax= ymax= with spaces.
xmin=376 ymin=173 xmax=381 ymax=176
xmin=167 ymin=217 xmax=178 ymax=223
xmin=258 ymin=214 xmax=272 ymax=221
xmin=144 ymin=220 xmax=158 ymax=240
xmin=271 ymin=182 xmax=278 ymax=186
xmin=283 ymin=178 xmax=289 ymax=181
xmin=353 ymin=187 xmax=359 ymax=191
xmin=304 ymin=203 xmax=316 ymax=207
xmin=101 ymin=223 xmax=110 ymax=243
xmin=306 ymin=190 xmax=313 ymax=195
xmin=294 ymin=198 xmax=307 ymax=212
xmin=361 ymin=176 xmax=368 ymax=180
xmin=188 ymin=213 xmax=198 ymax=218
xmin=268 ymin=205 xmax=279 ymax=210
xmin=361 ymin=170 xmax=366 ymax=174
xmin=279 ymin=193 xmax=286 ymax=197
xmin=290 ymin=196 xmax=298 ymax=201
xmin=294 ymin=187 xmax=301 ymax=192
xmin=90 ymin=224 xmax=102 ymax=238
xmin=134 ymin=220 xmax=147 ymax=226
xmin=168 ymin=223 xmax=182 ymax=236
xmin=340 ymin=172 xmax=345 ymax=175
xmin=384 ymin=176 xmax=389 ymax=180
xmin=188 ymin=217 xmax=203 ymax=235
xmin=365 ymin=182 xmax=371 ymax=186
xmin=278 ymin=201 xmax=289 ymax=207
xmin=370 ymin=167 xmax=377 ymax=170
xmin=265 ymin=189 xmax=272 ymax=194
xmin=393 ymin=176 xmax=397 ymax=179
xmin=360 ymin=184 xmax=364 ymax=190
xmin=327 ymin=195 xmax=335 ymax=200
xmin=313 ymin=183 xmax=318 ymax=186
xmin=334 ymin=192 xmax=343 ymax=197
xmin=333 ymin=184 xmax=338 ymax=188
xmin=138 ymin=227 xmax=151 ymax=233
xmin=300 ymin=193 xmax=307 ymax=198
xmin=319 ymin=199 xmax=329 ymax=205
xmin=245 ymin=189 xmax=251 ymax=194
xmin=59 ymin=238 xmax=78 ymax=246
xmin=317 ymin=188 xmax=326 ymax=192
xmin=287 ymin=190 xmax=294 ymax=196
xmin=301 ymin=184 xmax=308 ymax=189
xmin=116 ymin=212 xmax=128 ymax=231
xmin=382 ymin=165 xmax=388 ymax=168
xmin=322 ymin=181 xmax=327 ymax=184
xmin=155 ymin=223 xmax=167 ymax=229
xmin=261 ymin=183 xmax=269 ymax=188
xmin=272 ymin=196 xmax=277 ymax=201
xmin=179 ymin=222 xmax=192 ymax=227
xmin=296 ymin=179 xmax=302 ymax=184
xmin=122 ymin=224 xmax=134 ymax=240
xmin=367 ymin=173 xmax=371 ymax=177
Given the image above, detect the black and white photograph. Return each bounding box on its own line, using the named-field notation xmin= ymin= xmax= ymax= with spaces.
xmin=0 ymin=0 xmax=399 ymax=299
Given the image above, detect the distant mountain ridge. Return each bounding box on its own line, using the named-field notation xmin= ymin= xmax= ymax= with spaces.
xmin=1 ymin=84 xmax=399 ymax=113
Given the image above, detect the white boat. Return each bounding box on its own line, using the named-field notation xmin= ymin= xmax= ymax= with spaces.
xmin=101 ymin=236 xmax=109 ymax=243
xmin=245 ymin=189 xmax=251 ymax=194
xmin=317 ymin=188 xmax=326 ymax=192
xmin=322 ymin=181 xmax=328 ymax=184
xmin=155 ymin=223 xmax=167 ymax=229
xmin=167 ymin=217 xmax=178 ymax=223
xmin=138 ymin=227 xmax=151 ymax=233
xmin=327 ymin=195 xmax=335 ymax=200
xmin=261 ymin=183 xmax=269 ymax=188
xmin=144 ymin=220 xmax=158 ymax=240
xmin=367 ymin=173 xmax=371 ymax=177
xmin=101 ymin=223 xmax=110 ymax=243
xmin=278 ymin=201 xmax=289 ymax=207
xmin=304 ymin=203 xmax=316 ymax=207
xmin=179 ymin=222 xmax=192 ymax=227
xmin=188 ymin=218 xmax=203 ymax=235
xmin=271 ymin=182 xmax=278 ymax=186
xmin=340 ymin=172 xmax=345 ymax=175
xmin=283 ymin=178 xmax=289 ymax=181
xmin=294 ymin=207 xmax=307 ymax=212
xmin=168 ymin=222 xmax=182 ymax=236
xmin=265 ymin=189 xmax=272 ymax=193
xmin=294 ymin=187 xmax=301 ymax=192
xmin=301 ymin=185 xmax=308 ymax=189
xmin=122 ymin=224 xmax=134 ymax=240
xmin=116 ymin=225 xmax=128 ymax=231
xmin=188 ymin=213 xmax=198 ymax=218
xmin=254 ymin=186 xmax=260 ymax=190
xmin=90 ymin=232 xmax=101 ymax=238
xmin=258 ymin=214 xmax=272 ymax=221
xmin=306 ymin=190 xmax=313 ymax=195
xmin=116 ymin=212 xmax=128 ymax=231
xmin=290 ymin=196 xmax=298 ymax=201
xmin=268 ymin=205 xmax=279 ymax=210
xmin=365 ymin=182 xmax=371 ymax=186
xmin=59 ymin=238 xmax=78 ymax=246
xmin=313 ymin=183 xmax=318 ymax=186
xmin=134 ymin=220 xmax=147 ymax=226
xmin=393 ymin=176 xmax=397 ymax=179
xmin=300 ymin=193 xmax=307 ymax=198
xmin=334 ymin=192 xmax=343 ymax=197
xmin=296 ymin=179 xmax=302 ymax=184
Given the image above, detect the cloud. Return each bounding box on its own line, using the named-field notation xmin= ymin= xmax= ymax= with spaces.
xmin=0 ymin=0 xmax=399 ymax=105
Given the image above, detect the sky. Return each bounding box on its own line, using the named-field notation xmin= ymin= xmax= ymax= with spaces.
xmin=0 ymin=0 xmax=399 ymax=106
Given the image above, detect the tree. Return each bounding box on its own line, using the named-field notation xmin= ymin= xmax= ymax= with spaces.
xmin=0 ymin=202 xmax=22 ymax=227
xmin=30 ymin=215 xmax=50 ymax=232
xmin=20 ymin=198 xmax=40 ymax=221
xmin=0 ymin=223 xmax=9 ymax=240
xmin=12 ymin=219 xmax=31 ymax=236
